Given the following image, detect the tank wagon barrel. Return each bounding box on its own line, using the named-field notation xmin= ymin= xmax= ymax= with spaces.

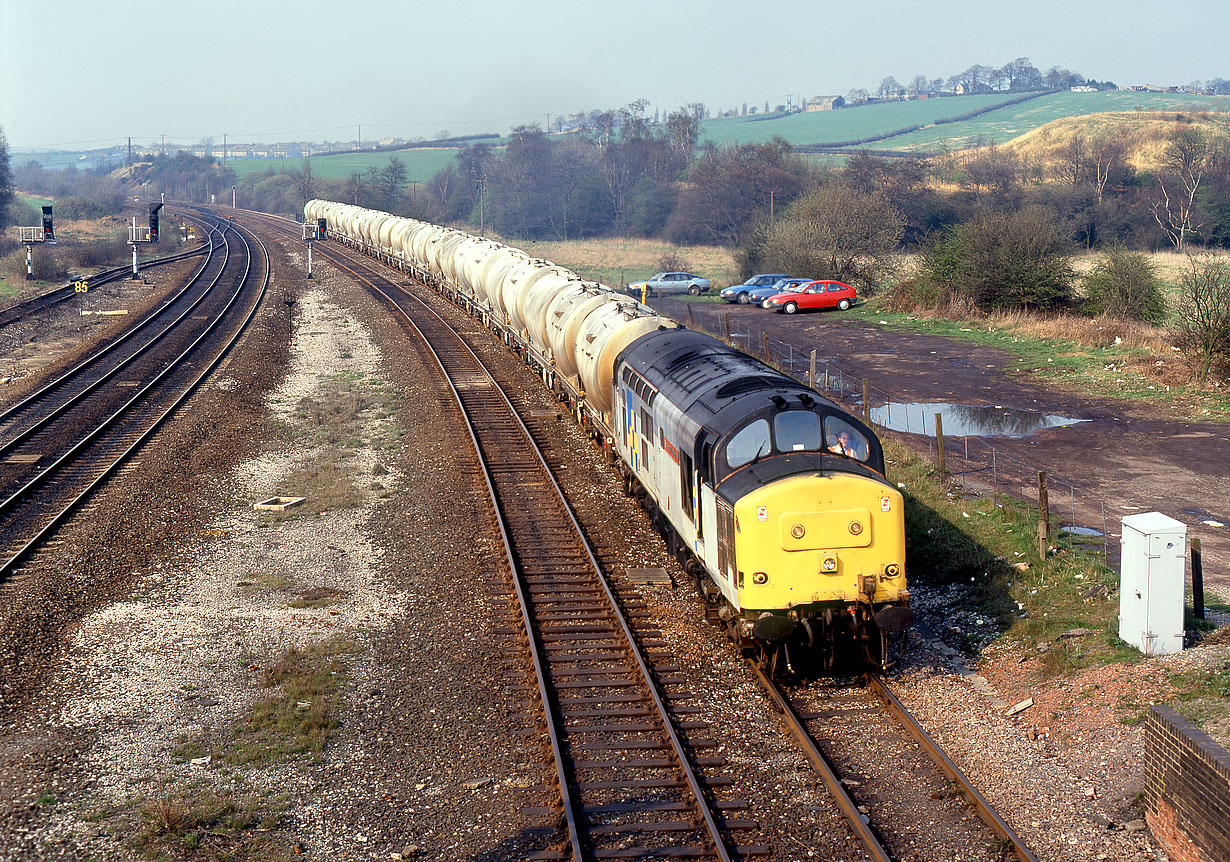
xmin=304 ymin=199 xmax=913 ymax=671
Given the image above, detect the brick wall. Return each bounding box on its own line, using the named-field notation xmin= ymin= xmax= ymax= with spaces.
xmin=1143 ymin=705 xmax=1230 ymax=862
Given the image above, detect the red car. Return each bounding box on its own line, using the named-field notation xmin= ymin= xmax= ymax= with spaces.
xmin=764 ymin=279 xmax=856 ymax=314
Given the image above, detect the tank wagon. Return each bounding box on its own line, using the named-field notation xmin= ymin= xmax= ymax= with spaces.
xmin=304 ymin=200 xmax=913 ymax=670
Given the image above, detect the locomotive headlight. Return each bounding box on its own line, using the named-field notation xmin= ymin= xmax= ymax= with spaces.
xmin=752 ymin=571 xmax=769 ymax=585
xmin=885 ymin=563 xmax=900 ymax=577
xmin=791 ymin=524 xmax=806 ymax=539
xmin=849 ymin=520 xmax=864 ymax=535
xmin=821 ymin=556 xmax=838 ymax=572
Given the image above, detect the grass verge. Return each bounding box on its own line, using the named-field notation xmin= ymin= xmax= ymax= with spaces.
xmin=887 ymin=437 xmax=1138 ymax=665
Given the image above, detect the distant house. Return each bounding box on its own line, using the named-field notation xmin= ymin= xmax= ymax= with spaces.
xmin=1070 ymin=85 xmax=1097 ymax=93
xmin=805 ymin=95 xmax=845 ymax=112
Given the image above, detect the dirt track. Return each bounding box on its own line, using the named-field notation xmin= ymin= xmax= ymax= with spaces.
xmin=657 ymin=298 xmax=1230 ymax=595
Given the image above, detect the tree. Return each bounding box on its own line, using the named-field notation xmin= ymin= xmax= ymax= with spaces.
xmin=878 ymin=76 xmax=901 ymax=100
xmin=1171 ymin=253 xmax=1230 ymax=382
xmin=0 ymin=125 xmax=12 ymax=231
xmin=666 ymin=139 xmax=809 ymax=247
xmin=908 ymin=75 xmax=929 ymax=98
xmin=1151 ymin=126 xmax=1219 ymax=251
xmin=920 ymin=207 xmax=1076 ymax=311
xmin=1081 ymin=246 xmax=1165 ymax=322
xmin=377 ymin=156 xmax=408 ymax=212
xmin=290 ymin=157 xmax=316 ymax=207
xmin=760 ymin=183 xmax=906 ymax=289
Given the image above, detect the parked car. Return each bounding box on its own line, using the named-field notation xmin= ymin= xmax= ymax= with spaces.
xmin=627 ymin=272 xmax=710 ymax=297
xmin=719 ymin=273 xmax=792 ymax=304
xmin=764 ymin=279 xmax=857 ymax=314
xmin=748 ymin=277 xmax=812 ymax=308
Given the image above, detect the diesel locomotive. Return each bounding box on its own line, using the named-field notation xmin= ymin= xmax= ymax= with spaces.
xmin=304 ymin=200 xmax=913 ymax=670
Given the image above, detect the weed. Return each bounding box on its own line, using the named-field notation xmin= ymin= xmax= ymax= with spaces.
xmin=288 ymin=586 xmax=348 ymax=609
xmin=132 ymin=787 xmax=291 ymax=861
xmin=37 ymin=792 xmax=56 ymax=806
xmin=219 ymin=636 xmax=362 ymax=766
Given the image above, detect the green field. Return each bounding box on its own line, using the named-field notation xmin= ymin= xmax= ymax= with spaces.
xmin=227 ymin=147 xmax=464 ymax=183
xmin=864 ymin=90 xmax=1230 ymax=152
xmin=699 ymin=93 xmax=1027 ymax=147
xmin=698 ymin=90 xmax=1230 ymax=153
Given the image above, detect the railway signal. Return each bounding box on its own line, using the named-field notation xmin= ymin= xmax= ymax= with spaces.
xmin=128 ymin=204 xmax=162 ymax=279
xmin=149 ymin=202 xmax=162 ymax=243
xmin=303 ymin=218 xmax=319 ymax=279
xmin=15 ymin=205 xmax=54 ymax=280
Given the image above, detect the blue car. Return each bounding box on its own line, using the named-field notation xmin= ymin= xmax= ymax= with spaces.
xmin=720 ymin=273 xmax=792 ymax=304
xmin=748 ymin=277 xmax=812 ymax=308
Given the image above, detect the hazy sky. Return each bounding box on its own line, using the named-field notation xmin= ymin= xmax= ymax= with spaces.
xmin=4 ymin=0 xmax=1227 ymax=150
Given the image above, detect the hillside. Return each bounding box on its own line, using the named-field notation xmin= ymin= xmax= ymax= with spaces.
xmin=999 ymin=110 xmax=1230 ymax=172
xmin=860 ymin=90 xmax=1230 ymax=153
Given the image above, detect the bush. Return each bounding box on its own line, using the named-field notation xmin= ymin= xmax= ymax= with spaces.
xmin=759 ymin=183 xmax=905 ymax=290
xmin=1171 ymin=253 xmax=1230 ymax=383
xmin=656 ymin=249 xmax=690 ymax=272
xmin=918 ymin=207 xmax=1076 ymax=312
xmin=1080 ymin=246 xmax=1166 ymax=322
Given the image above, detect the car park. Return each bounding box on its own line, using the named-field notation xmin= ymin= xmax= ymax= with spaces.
xmin=627 ymin=271 xmax=710 ymax=297
xmin=719 ymin=273 xmax=792 ymax=304
xmin=747 ymin=277 xmax=811 ymax=308
xmin=764 ymin=280 xmax=857 ymax=314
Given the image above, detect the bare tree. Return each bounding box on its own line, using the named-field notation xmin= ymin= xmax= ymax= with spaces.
xmin=1171 ymin=253 xmax=1230 ymax=382
xmin=291 ymin=157 xmax=316 ymax=205
xmin=908 ymin=75 xmax=929 ymax=98
xmin=1151 ymin=126 xmax=1219 ymax=251
xmin=878 ymin=76 xmax=901 ymax=99
xmin=1058 ymin=133 xmax=1086 ymax=186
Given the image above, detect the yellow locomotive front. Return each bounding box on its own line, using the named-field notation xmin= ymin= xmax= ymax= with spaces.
xmin=733 ymin=471 xmax=907 ymax=611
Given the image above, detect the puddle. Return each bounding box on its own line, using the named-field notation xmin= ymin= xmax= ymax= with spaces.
xmin=1061 ymin=525 xmax=1104 ymax=537
xmin=870 ymin=402 xmax=1088 ymax=438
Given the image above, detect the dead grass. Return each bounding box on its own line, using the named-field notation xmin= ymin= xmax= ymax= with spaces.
xmin=525 ymin=236 xmax=739 ymax=288
xmin=133 ymin=787 xmax=290 ymax=860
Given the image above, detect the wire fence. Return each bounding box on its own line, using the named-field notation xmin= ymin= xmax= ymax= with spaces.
xmin=678 ymin=303 xmax=1119 ymax=566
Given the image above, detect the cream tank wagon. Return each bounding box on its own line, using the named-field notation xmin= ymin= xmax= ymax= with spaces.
xmin=304 ymin=200 xmax=913 ymax=670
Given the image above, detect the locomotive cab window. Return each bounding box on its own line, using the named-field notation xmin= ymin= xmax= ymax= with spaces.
xmin=824 ymin=417 xmax=869 ymax=461
xmin=726 ymin=419 xmax=770 ymax=469
xmin=774 ymin=410 xmax=823 ymax=452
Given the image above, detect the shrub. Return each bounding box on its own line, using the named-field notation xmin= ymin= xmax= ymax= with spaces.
xmin=918 ymin=207 xmax=1076 ymax=312
xmin=1081 ymin=246 xmax=1166 ymax=323
xmin=1171 ymin=253 xmax=1230 ymax=383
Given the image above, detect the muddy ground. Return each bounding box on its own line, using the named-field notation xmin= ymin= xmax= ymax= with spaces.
xmin=657 ymin=298 xmax=1230 ymax=596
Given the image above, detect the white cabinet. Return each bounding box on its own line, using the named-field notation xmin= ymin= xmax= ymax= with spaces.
xmin=1119 ymin=512 xmax=1186 ymax=656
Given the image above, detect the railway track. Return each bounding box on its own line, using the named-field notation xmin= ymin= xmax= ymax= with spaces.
xmin=0 ymin=211 xmax=270 ymax=581
xmin=231 ymin=208 xmax=1039 ymax=861
xmin=753 ymin=668 xmax=1038 ymax=862
xmin=289 ymin=230 xmax=758 ymax=861
xmin=0 ymin=220 xmax=212 ymax=329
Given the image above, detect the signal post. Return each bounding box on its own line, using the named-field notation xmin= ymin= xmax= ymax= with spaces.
xmin=16 ymin=206 xmax=56 ymax=280
xmin=128 ymin=203 xmax=163 ymax=279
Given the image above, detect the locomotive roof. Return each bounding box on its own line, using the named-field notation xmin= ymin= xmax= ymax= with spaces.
xmin=617 ymin=327 xmax=841 ymax=423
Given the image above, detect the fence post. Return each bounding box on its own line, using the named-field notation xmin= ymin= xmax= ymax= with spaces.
xmin=724 ymin=312 xmax=731 ymax=343
xmin=1037 ymin=470 xmax=1049 ymax=561
xmin=935 ymin=412 xmax=946 ymax=473
xmin=862 ymin=379 xmax=870 ymax=423
xmin=810 ymin=349 xmax=816 ymax=388
xmin=1192 ymin=537 xmax=1205 ymax=620
xmin=762 ymin=332 xmax=770 ymax=362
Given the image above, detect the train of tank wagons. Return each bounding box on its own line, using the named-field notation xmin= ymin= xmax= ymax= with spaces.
xmin=304 ymin=200 xmax=914 ymax=671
